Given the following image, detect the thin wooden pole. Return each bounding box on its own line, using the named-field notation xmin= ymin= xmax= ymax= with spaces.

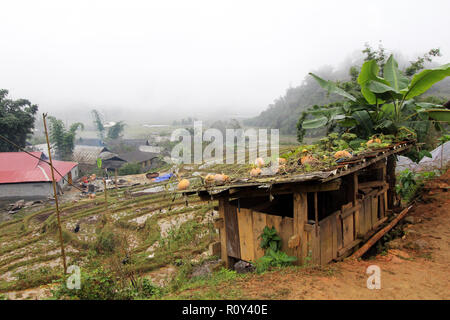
xmin=114 ymin=168 xmax=118 ymax=190
xmin=42 ymin=113 xmax=67 ymax=274
xmin=350 ymin=206 xmax=412 ymax=260
xmin=103 ymin=178 xmax=108 ymax=211
xmin=314 ymin=192 xmax=319 ymax=236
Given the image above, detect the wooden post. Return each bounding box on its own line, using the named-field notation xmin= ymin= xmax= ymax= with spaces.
xmin=294 ymin=192 xmax=308 ymax=265
xmin=314 ymin=192 xmax=318 ymax=236
xmin=103 ymin=178 xmax=108 ymax=211
xmin=114 ymin=168 xmax=118 ymax=190
xmin=386 ymin=155 xmax=396 ymax=209
xmin=42 ymin=113 xmax=67 ymax=274
xmin=218 ymin=198 xmax=229 ymax=267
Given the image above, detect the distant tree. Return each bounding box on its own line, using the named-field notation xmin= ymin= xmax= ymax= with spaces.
xmin=91 ymin=109 xmax=105 ymax=140
xmin=48 ymin=117 xmax=84 ymax=160
xmin=0 ymin=89 xmax=38 ymax=152
xmin=405 ymin=49 xmax=442 ymax=76
xmin=106 ymin=121 xmax=126 ymax=140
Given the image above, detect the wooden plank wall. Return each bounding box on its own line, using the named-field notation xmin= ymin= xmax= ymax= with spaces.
xmin=358 ymin=190 xmax=387 ymax=236
xmin=222 ymin=169 xmax=390 ymax=267
xmin=234 ymin=208 xmax=295 ymax=263
xmin=224 ymin=202 xmax=241 ymax=259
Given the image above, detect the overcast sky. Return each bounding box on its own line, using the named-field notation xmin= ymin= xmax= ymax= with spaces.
xmin=1 ymin=0 xmax=449 ymax=122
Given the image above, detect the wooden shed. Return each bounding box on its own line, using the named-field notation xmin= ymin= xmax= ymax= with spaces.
xmin=194 ymin=142 xmax=413 ymax=267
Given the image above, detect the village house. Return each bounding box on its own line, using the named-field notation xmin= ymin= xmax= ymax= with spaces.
xmin=191 ymin=141 xmax=413 ymax=267
xmin=119 ymin=150 xmax=160 ymax=171
xmin=0 ymin=152 xmax=78 ymax=201
xmin=72 ymin=145 xmax=126 ymax=172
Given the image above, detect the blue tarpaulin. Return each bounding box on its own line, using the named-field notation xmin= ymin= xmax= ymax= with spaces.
xmin=152 ymin=173 xmax=174 ymax=182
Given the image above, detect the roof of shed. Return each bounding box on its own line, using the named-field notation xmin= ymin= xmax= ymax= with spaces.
xmin=72 ymin=145 xmax=110 ymax=164
xmin=182 ymin=141 xmax=414 ymax=198
xmin=0 ymin=152 xmax=77 ymax=184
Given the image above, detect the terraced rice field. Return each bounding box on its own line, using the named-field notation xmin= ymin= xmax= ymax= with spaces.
xmin=0 ymin=179 xmax=219 ymax=295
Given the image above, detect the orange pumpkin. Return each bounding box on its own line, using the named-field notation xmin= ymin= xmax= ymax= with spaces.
xmin=205 ymin=174 xmax=215 ymax=185
xmin=214 ymin=173 xmax=230 ymax=184
xmin=250 ymin=167 xmax=262 ymax=177
xmin=177 ymin=179 xmax=190 ymax=190
xmin=301 ymin=155 xmax=316 ymax=165
xmin=254 ymin=157 xmax=265 ymax=168
xmin=334 ymin=150 xmax=352 ymax=159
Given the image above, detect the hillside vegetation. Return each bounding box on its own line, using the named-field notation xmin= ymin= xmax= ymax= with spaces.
xmin=246 ymin=45 xmax=450 ymax=135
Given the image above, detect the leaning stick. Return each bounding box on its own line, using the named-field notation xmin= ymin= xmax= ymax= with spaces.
xmin=351 ymin=205 xmax=412 ymax=260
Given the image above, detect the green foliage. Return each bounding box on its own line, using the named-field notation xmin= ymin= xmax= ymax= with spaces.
xmin=396 ymin=169 xmax=417 ymax=200
xmin=248 ymin=44 xmax=449 ymax=135
xmin=301 ymin=51 xmax=450 ymax=163
xmin=52 ymin=267 xmax=120 ymax=300
xmin=107 ymin=121 xmax=126 ymax=140
xmin=122 ymin=277 xmax=163 ymax=299
xmin=396 ymin=169 xmax=438 ymax=203
xmin=48 ymin=116 xmax=84 ymax=160
xmin=256 ymin=226 xmax=296 ymax=273
xmin=0 ymin=89 xmax=38 ymax=152
xmin=259 ymin=226 xmax=282 ymax=252
xmin=91 ymin=109 xmax=105 ymax=140
xmin=93 ymin=228 xmax=120 ymax=254
xmin=405 ymin=49 xmax=442 ymax=76
xmin=438 ymin=134 xmax=450 ymax=145
xmin=118 ymin=162 xmax=142 ymax=175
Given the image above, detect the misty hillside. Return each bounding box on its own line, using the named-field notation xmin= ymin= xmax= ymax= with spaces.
xmin=246 ymin=54 xmax=450 ymax=135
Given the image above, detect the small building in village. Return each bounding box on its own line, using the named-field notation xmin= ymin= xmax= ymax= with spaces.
xmin=119 ymin=150 xmax=160 ymax=171
xmin=72 ymin=145 xmax=126 ymax=173
xmin=0 ymin=152 xmax=78 ymax=200
xmin=192 ymin=141 xmax=413 ymax=267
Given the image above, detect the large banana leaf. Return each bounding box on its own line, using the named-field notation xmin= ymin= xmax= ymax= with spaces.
xmin=383 ymin=55 xmax=409 ymax=91
xmin=423 ymin=109 xmax=450 ymax=123
xmin=357 ymin=60 xmax=392 ymax=104
xmin=309 ymin=73 xmax=356 ymax=102
xmin=302 ymin=116 xmax=328 ymax=129
xmin=402 ymin=63 xmax=450 ymax=99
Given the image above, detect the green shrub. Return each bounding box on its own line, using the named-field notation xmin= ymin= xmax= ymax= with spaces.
xmin=256 ymin=226 xmax=296 ymax=273
xmin=118 ymin=163 xmax=141 ymax=175
xmin=396 ymin=169 xmax=439 ymax=203
xmin=396 ymin=169 xmax=417 ymax=200
xmin=125 ymin=277 xmax=163 ymax=299
xmin=93 ymin=228 xmax=120 ymax=254
xmin=51 ymin=267 xmax=121 ymax=300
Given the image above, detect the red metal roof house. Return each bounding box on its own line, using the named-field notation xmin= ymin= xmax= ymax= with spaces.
xmin=0 ymin=152 xmax=78 ymax=200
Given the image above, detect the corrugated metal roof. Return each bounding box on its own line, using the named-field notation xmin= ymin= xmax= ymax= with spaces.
xmin=0 ymin=152 xmax=77 ymax=184
xmin=72 ymin=145 xmax=109 ymax=164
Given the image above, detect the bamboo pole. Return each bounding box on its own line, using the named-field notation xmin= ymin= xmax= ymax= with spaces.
xmin=350 ymin=206 xmax=412 ymax=260
xmin=42 ymin=113 xmax=67 ymax=274
xmin=103 ymin=178 xmax=108 ymax=211
xmin=114 ymin=168 xmax=118 ymax=191
xmin=314 ymin=192 xmax=319 ymax=236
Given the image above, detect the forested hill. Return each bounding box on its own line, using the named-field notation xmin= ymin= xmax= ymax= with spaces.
xmin=245 ymin=53 xmax=450 ymax=135
xmin=244 ymin=68 xmax=343 ymax=134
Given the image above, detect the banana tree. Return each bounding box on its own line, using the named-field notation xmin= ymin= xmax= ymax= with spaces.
xmin=299 ymin=55 xmax=450 ymax=160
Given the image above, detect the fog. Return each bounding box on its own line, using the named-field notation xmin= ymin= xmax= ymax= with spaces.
xmin=1 ymin=0 xmax=449 ymax=123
